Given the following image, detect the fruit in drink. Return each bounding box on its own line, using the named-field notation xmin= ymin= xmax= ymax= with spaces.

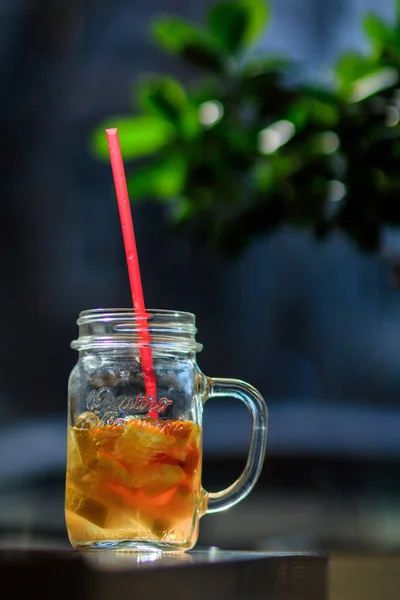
xmin=65 ymin=414 xmax=202 ymax=549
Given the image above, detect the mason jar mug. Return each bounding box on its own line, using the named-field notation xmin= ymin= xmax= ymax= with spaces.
xmin=65 ymin=309 xmax=268 ymax=552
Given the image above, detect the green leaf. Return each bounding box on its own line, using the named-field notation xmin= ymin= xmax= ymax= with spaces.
xmin=151 ymin=17 xmax=225 ymax=72
xmin=286 ymin=96 xmax=339 ymax=129
xmin=364 ymin=12 xmax=393 ymax=49
xmin=207 ymin=1 xmax=250 ymax=53
xmin=337 ymin=53 xmax=376 ymax=85
xmin=207 ymin=0 xmax=270 ymax=53
xmin=151 ymin=17 xmax=199 ymax=52
xmin=90 ymin=116 xmax=175 ymax=160
xmin=137 ymin=76 xmax=186 ymax=120
xmin=335 ymin=52 xmax=381 ymax=98
xmin=137 ymin=76 xmax=201 ymax=140
xmin=239 ymin=0 xmax=270 ymax=46
xmin=178 ymin=106 xmax=201 ymax=140
xmin=350 ymin=67 xmax=398 ymax=102
xmin=127 ymin=156 xmax=186 ymax=200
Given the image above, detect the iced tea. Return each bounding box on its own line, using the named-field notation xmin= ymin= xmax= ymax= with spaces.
xmin=65 ymin=413 xmax=202 ymax=550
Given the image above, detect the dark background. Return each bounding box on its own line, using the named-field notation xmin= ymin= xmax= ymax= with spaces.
xmin=0 ymin=0 xmax=399 ymax=554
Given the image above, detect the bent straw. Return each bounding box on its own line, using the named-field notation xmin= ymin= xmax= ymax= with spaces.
xmin=105 ymin=128 xmax=157 ymax=415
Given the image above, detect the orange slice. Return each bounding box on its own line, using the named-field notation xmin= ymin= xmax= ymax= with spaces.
xmin=91 ymin=422 xmax=125 ymax=453
xmin=97 ymin=449 xmax=131 ymax=484
xmin=142 ymin=464 xmax=185 ymax=495
xmin=67 ymin=427 xmax=97 ymax=469
xmin=66 ymin=487 xmax=109 ymax=528
xmin=112 ymin=419 xmax=175 ymax=468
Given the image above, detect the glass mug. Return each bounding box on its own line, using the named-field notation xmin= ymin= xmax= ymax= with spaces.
xmin=65 ymin=309 xmax=268 ymax=551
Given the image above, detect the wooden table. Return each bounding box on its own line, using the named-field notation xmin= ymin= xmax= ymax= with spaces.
xmin=2 ymin=547 xmax=327 ymax=600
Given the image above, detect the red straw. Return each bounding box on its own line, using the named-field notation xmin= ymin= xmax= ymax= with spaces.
xmin=105 ymin=128 xmax=157 ymax=413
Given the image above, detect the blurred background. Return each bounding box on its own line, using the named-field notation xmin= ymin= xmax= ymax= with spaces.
xmin=1 ymin=0 xmax=400 ymax=594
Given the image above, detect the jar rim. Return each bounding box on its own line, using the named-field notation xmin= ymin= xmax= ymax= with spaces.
xmin=72 ymin=308 xmax=202 ymax=353
xmin=77 ymin=308 xmax=196 ymax=324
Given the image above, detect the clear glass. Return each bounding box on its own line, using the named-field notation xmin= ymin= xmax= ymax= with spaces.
xmin=65 ymin=309 xmax=268 ymax=552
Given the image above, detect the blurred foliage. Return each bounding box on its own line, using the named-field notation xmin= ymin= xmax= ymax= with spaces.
xmin=92 ymin=0 xmax=400 ymax=257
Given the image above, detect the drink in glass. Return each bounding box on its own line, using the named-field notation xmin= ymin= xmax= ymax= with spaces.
xmin=65 ymin=309 xmax=268 ymax=551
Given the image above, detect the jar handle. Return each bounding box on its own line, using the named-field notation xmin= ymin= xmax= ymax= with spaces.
xmin=202 ymin=377 xmax=268 ymax=514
